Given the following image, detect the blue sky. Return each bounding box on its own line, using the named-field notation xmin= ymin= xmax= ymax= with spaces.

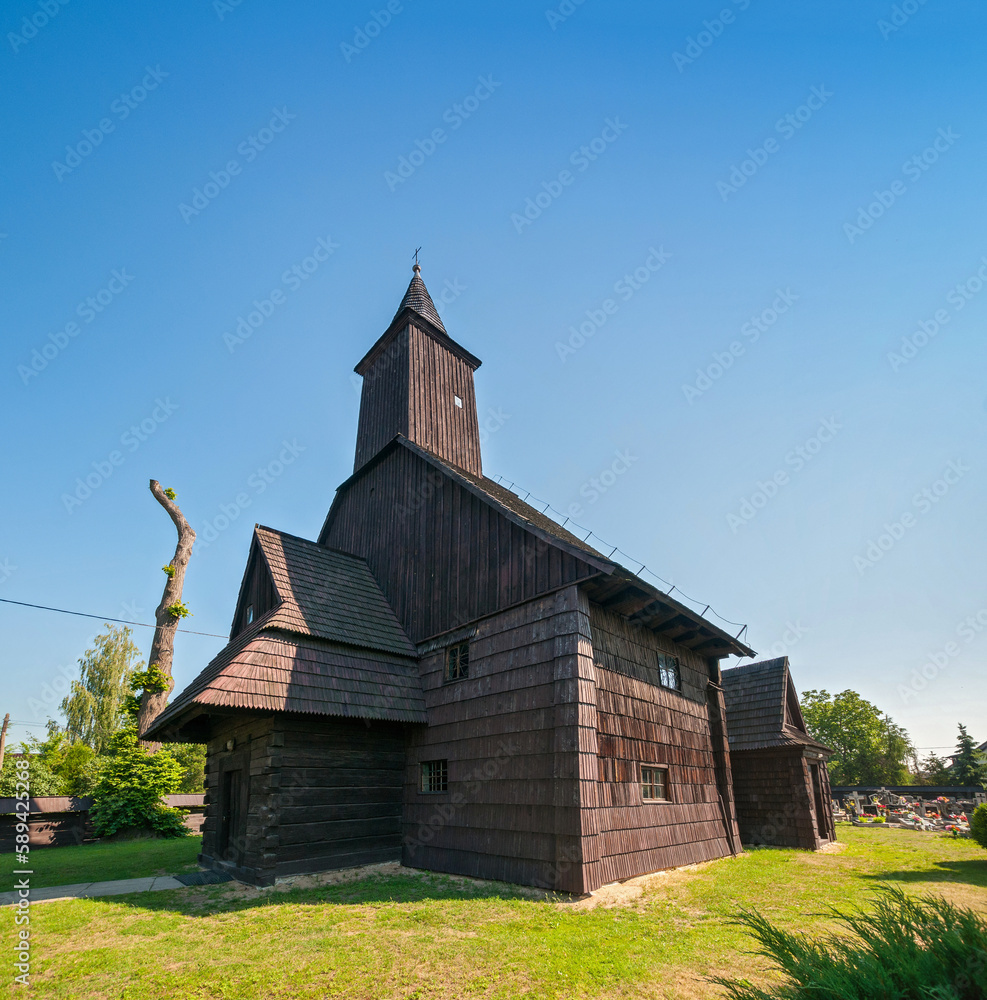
xmin=2 ymin=0 xmax=984 ymax=757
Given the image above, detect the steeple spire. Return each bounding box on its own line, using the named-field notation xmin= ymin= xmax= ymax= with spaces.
xmin=391 ymin=261 xmax=447 ymax=333
xmin=351 ymin=261 xmax=483 ymax=476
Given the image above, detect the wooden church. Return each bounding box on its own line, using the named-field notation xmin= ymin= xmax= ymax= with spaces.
xmin=146 ymin=265 xmax=830 ymax=890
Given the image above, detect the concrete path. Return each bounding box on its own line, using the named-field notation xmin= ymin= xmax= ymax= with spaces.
xmin=1 ymin=875 xmax=185 ymax=906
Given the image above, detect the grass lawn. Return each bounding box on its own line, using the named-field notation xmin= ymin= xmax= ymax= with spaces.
xmin=2 ymin=825 xmax=984 ymax=999
xmin=1 ymin=837 xmax=202 ymax=890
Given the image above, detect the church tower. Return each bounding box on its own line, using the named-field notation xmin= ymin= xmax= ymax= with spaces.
xmin=352 ymin=265 xmax=483 ymax=476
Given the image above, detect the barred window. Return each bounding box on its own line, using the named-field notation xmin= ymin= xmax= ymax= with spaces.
xmin=420 ymin=759 xmax=448 ymax=794
xmin=641 ymin=766 xmax=669 ymax=801
xmin=658 ymin=654 xmax=680 ymax=690
xmin=445 ymin=642 xmax=469 ymax=681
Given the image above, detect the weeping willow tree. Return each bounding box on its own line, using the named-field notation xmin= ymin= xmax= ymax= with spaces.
xmin=60 ymin=625 xmax=144 ymax=753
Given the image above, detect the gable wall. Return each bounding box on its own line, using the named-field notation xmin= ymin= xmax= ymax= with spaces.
xmin=230 ymin=546 xmax=278 ymax=638
xmin=322 ymin=444 xmax=597 ymax=643
xmin=587 ymin=603 xmax=740 ymax=882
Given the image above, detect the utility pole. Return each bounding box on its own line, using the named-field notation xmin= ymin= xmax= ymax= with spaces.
xmin=0 ymin=713 xmax=10 ymax=772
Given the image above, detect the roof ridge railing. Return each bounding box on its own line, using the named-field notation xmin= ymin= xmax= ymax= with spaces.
xmin=492 ymin=474 xmax=751 ymax=645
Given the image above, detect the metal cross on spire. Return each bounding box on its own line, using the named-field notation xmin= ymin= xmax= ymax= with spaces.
xmin=413 ymin=246 xmax=422 ymax=267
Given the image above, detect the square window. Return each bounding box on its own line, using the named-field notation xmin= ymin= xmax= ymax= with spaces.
xmin=641 ymin=766 xmax=669 ymax=801
xmin=454 ymin=395 xmax=463 ymax=408
xmin=446 ymin=642 xmax=469 ymax=681
xmin=658 ymin=654 xmax=681 ymax=690
xmin=421 ymin=759 xmax=448 ymax=793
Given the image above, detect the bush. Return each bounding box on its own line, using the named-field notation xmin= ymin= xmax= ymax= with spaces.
xmin=90 ymin=725 xmax=189 ymax=838
xmin=717 ymin=885 xmax=987 ymax=999
xmin=972 ymin=803 xmax=987 ymax=850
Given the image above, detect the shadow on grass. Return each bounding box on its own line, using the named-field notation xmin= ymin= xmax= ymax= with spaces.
xmin=86 ymin=871 xmax=547 ymax=917
xmin=862 ymin=859 xmax=987 ymax=889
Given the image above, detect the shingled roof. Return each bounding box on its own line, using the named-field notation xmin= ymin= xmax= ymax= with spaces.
xmin=390 ymin=264 xmax=446 ymax=333
xmin=720 ymin=657 xmax=830 ymax=753
xmin=143 ymin=528 xmax=424 ymax=741
xmin=252 ymin=526 xmax=416 ymax=657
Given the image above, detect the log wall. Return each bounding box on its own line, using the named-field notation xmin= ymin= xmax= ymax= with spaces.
xmin=201 ymin=713 xmax=408 ymax=884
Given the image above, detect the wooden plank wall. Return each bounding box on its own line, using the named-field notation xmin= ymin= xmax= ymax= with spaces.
xmin=353 ymin=324 xmax=410 ymax=472
xmin=587 ymin=603 xmax=738 ymax=882
xmin=323 ymin=444 xmax=596 ymax=644
xmin=406 ymin=324 xmax=482 ymax=476
xmin=354 ymin=322 xmax=482 ymax=476
xmin=728 ymin=747 xmax=822 ymax=849
xmin=201 ymin=713 xmax=407 ymax=884
xmin=403 ymin=586 xmax=595 ymax=893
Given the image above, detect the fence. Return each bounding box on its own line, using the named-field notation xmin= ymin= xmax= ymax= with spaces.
xmin=0 ymin=794 xmax=206 ymax=850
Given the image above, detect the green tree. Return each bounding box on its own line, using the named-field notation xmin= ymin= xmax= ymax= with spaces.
xmin=168 ymin=742 xmax=206 ymax=793
xmin=0 ymin=736 xmax=62 ymax=796
xmin=972 ymin=803 xmax=987 ymax=850
xmin=951 ymin=724 xmax=987 ymax=787
xmin=60 ymin=625 xmax=144 ymax=753
xmin=90 ymin=724 xmax=189 ymax=838
xmin=800 ymin=689 xmax=914 ymax=785
xmin=917 ymin=753 xmax=953 ymax=785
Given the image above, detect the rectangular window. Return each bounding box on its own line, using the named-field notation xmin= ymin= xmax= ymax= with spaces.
xmin=641 ymin=766 xmax=669 ymax=801
xmin=445 ymin=642 xmax=469 ymax=681
xmin=658 ymin=654 xmax=681 ymax=690
xmin=420 ymin=759 xmax=448 ymax=793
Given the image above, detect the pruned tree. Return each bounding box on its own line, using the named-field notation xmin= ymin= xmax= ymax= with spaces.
xmin=137 ymin=480 xmax=195 ymax=750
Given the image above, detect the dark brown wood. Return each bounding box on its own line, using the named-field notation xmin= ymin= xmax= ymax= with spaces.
xmin=155 ymin=267 xmax=775 ymax=894
xmin=354 ymin=321 xmax=482 ymax=476
xmin=199 ymin=714 xmax=407 ymax=884
xmin=138 ymin=480 xmax=196 ymax=749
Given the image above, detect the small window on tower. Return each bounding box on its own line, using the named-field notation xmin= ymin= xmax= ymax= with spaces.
xmin=446 ymin=642 xmax=469 ymax=681
xmin=245 ymin=604 xmax=255 ymax=625
xmin=454 ymin=395 xmax=463 ymax=408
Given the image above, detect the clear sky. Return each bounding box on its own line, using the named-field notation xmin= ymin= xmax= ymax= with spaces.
xmin=2 ymin=1 xmax=984 ymax=758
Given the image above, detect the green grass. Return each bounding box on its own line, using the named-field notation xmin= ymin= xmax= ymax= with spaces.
xmin=1 ymin=836 xmax=202 ymax=890
xmin=2 ymin=826 xmax=984 ymax=999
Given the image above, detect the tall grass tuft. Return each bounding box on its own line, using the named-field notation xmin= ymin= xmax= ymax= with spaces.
xmin=716 ymin=885 xmax=987 ymax=999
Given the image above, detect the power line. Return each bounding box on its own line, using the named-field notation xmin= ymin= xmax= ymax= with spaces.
xmin=0 ymin=597 xmax=229 ymax=639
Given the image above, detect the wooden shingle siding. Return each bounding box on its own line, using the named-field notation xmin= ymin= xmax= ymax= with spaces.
xmin=721 ymin=659 xmax=835 ymax=850
xmin=730 ymin=747 xmax=821 ymax=849
xmin=402 ymin=587 xmax=595 ymax=893
xmin=586 ymin=600 xmax=740 ymax=881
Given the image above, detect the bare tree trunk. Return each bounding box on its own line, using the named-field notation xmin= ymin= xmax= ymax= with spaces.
xmin=138 ymin=480 xmax=196 ymax=750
